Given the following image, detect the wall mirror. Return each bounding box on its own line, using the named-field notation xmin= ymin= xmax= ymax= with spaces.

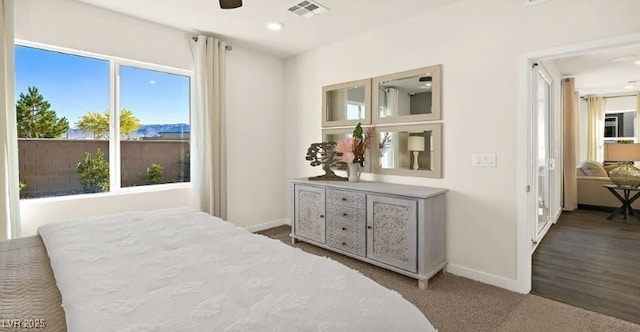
xmin=373 ymin=123 xmax=442 ymax=178
xmin=372 ymin=65 xmax=442 ymax=124
xmin=322 ymin=127 xmax=373 ymax=173
xmin=322 ymin=79 xmax=371 ymax=127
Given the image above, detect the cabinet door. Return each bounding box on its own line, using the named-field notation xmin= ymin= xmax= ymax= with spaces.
xmin=294 ymin=185 xmax=326 ymax=243
xmin=366 ymin=194 xmax=417 ymax=273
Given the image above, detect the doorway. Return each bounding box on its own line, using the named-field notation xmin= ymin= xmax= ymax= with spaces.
xmin=516 ymin=32 xmax=640 ymax=294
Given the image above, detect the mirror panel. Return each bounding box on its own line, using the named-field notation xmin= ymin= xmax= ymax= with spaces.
xmin=322 ymin=79 xmax=371 ymax=127
xmin=322 ymin=128 xmax=373 ymax=173
xmin=372 ymin=65 xmax=442 ymax=124
xmin=373 ymin=123 xmax=442 ymax=178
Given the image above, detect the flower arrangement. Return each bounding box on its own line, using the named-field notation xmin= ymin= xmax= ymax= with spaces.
xmin=334 ymin=123 xmax=373 ymax=167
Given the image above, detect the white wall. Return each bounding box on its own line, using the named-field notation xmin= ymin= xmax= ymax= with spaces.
xmin=606 ymin=96 xmax=636 ymax=112
xmin=14 ymin=0 xmax=287 ymax=232
xmin=284 ymin=0 xmax=640 ymax=285
xmin=14 ymin=0 xmax=191 ymax=70
xmin=19 ymin=186 xmax=193 ymax=236
xmin=226 ymin=46 xmax=286 ymax=229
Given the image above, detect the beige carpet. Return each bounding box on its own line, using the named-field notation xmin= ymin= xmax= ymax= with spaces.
xmin=258 ymin=226 xmax=640 ymax=332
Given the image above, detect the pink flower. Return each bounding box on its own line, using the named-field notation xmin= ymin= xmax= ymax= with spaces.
xmin=335 ymin=138 xmax=353 ymax=154
xmin=341 ymin=152 xmax=355 ymax=164
xmin=335 ymin=138 xmax=357 ymax=163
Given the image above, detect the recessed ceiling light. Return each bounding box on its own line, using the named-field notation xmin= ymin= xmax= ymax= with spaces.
xmin=265 ymin=21 xmax=283 ymax=31
xmin=624 ymin=84 xmax=634 ymax=89
xmin=635 ymin=60 xmax=640 ymax=65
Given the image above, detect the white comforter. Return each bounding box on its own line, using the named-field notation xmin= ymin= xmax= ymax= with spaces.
xmin=39 ymin=208 xmax=436 ymax=332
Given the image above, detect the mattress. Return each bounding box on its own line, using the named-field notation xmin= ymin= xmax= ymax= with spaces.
xmin=38 ymin=207 xmax=436 ymax=332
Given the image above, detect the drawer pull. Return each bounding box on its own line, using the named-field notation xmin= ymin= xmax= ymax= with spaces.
xmin=342 ymin=213 xmax=347 ymax=217
xmin=342 ymin=242 xmax=346 ymax=246
xmin=319 ymin=214 xmax=325 ymax=218
xmin=341 ymin=197 xmax=347 ymax=201
xmin=342 ymin=227 xmax=346 ymax=231
xmin=367 ymin=226 xmax=372 ymax=229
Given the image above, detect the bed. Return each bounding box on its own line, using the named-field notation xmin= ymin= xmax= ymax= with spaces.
xmin=5 ymin=207 xmax=437 ymax=331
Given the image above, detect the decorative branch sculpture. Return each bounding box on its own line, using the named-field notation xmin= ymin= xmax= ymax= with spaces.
xmin=305 ymin=142 xmax=347 ymax=181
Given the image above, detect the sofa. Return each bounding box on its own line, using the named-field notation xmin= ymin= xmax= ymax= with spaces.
xmin=576 ymin=160 xmax=640 ymax=209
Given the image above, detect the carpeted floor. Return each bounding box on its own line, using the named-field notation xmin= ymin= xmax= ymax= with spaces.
xmin=258 ymin=225 xmax=640 ymax=332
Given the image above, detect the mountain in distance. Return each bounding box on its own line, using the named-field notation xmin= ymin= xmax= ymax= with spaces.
xmin=66 ymin=123 xmax=190 ymax=140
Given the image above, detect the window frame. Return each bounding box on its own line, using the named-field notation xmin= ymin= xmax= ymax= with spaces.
xmin=15 ymin=40 xmax=194 ymax=200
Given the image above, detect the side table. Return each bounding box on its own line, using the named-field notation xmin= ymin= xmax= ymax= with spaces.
xmin=603 ymin=184 xmax=640 ymax=221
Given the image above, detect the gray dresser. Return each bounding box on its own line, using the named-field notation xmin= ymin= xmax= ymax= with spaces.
xmin=291 ymin=179 xmax=447 ymax=289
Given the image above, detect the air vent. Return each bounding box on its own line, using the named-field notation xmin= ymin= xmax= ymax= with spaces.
xmin=287 ymin=0 xmax=329 ymax=18
xmin=525 ymin=0 xmax=552 ymax=6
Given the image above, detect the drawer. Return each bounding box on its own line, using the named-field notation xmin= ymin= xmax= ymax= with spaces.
xmin=326 ymin=204 xmax=366 ymax=226
xmin=326 ymin=230 xmax=365 ymax=257
xmin=326 ymin=217 xmax=364 ymax=239
xmin=327 ymin=189 xmax=365 ymax=209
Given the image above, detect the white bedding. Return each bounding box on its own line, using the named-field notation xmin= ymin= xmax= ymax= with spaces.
xmin=38 ymin=207 xmax=436 ymax=332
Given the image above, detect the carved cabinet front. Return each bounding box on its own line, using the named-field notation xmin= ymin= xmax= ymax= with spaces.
xmin=291 ymin=179 xmax=446 ymax=289
xmin=366 ymin=194 xmax=417 ymax=273
xmin=293 ymin=185 xmax=325 ymax=243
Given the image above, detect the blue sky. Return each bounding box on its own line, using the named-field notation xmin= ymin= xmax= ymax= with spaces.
xmin=14 ymin=45 xmax=190 ymax=127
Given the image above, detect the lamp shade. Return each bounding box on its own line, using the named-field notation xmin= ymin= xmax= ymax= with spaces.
xmin=605 ymin=143 xmax=640 ymax=162
xmin=408 ymin=136 xmax=425 ymax=152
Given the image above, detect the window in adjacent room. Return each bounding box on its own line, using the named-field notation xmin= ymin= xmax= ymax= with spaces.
xmin=604 ymin=110 xmax=635 ymax=143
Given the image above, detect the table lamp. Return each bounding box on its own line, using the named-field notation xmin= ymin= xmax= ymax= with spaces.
xmin=605 ymin=143 xmax=640 ymax=187
xmin=408 ymin=136 xmax=425 ymax=170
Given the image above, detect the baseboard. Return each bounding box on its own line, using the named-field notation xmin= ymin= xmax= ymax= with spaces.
xmin=445 ymin=263 xmax=520 ymax=293
xmin=245 ymin=219 xmax=290 ymax=233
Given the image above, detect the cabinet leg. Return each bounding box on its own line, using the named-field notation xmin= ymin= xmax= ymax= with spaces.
xmin=291 ymin=237 xmax=299 ymax=244
xmin=418 ymin=280 xmax=427 ymax=291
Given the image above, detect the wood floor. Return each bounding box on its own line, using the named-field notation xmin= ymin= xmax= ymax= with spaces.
xmin=532 ymin=208 xmax=640 ymax=325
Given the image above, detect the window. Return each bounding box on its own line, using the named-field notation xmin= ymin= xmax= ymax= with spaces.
xmin=604 ymin=116 xmax=618 ymax=138
xmin=346 ymin=102 xmax=364 ymax=120
xmin=603 ymin=110 xmax=635 ymax=143
xmin=15 ymin=44 xmax=191 ymax=199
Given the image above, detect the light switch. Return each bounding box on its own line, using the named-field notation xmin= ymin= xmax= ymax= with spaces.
xmin=472 ymin=153 xmax=497 ymax=167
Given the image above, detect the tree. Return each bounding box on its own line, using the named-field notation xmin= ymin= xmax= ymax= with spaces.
xmin=144 ymin=163 xmax=164 ymax=184
xmin=75 ymin=111 xmax=109 ymax=139
xmin=76 ymin=149 xmax=109 ymax=193
xmin=16 ymin=87 xmax=69 ymax=138
xmin=120 ymin=109 xmax=141 ymax=138
xmin=75 ymin=109 xmax=141 ymax=139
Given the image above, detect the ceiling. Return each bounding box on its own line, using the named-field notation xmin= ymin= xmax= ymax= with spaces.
xmin=554 ymin=44 xmax=640 ymax=96
xmin=73 ymin=0 xmax=460 ymax=58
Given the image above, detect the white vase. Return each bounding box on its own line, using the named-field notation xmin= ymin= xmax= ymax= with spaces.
xmin=347 ymin=163 xmax=361 ymax=182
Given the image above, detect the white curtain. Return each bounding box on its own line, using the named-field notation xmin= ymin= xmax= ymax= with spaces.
xmin=636 ymin=93 xmax=640 ymax=143
xmin=383 ymin=88 xmax=399 ymax=117
xmin=0 ymin=0 xmax=20 ymax=240
xmin=330 ymin=89 xmax=347 ymax=120
xmin=586 ymin=96 xmax=605 ymax=162
xmin=189 ymin=36 xmax=227 ymax=219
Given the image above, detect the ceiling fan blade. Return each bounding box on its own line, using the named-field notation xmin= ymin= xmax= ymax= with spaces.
xmin=219 ymin=0 xmax=242 ymax=9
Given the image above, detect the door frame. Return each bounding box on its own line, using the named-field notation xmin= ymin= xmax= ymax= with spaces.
xmin=531 ymin=62 xmax=555 ymax=246
xmin=516 ymin=32 xmax=640 ymax=294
